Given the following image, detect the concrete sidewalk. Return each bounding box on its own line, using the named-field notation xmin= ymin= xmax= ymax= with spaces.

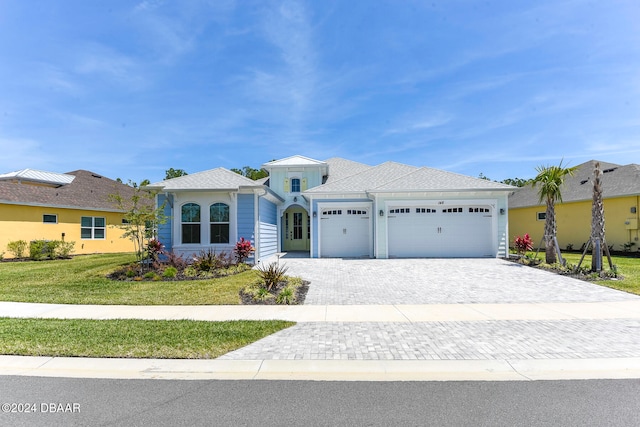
xmin=1 ymin=300 xmax=640 ymax=322
xmin=2 ymin=300 xmax=640 ymax=381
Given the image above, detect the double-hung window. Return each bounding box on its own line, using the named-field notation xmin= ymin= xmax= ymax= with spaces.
xmin=81 ymin=216 xmax=105 ymax=239
xmin=210 ymin=203 xmax=230 ymax=244
xmin=181 ymin=203 xmax=201 ymax=244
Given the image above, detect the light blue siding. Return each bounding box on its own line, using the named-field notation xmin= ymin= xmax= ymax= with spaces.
xmin=157 ymin=194 xmax=173 ymax=251
xmin=258 ymin=197 xmax=278 ymax=261
xmin=237 ymin=194 xmax=255 ymax=245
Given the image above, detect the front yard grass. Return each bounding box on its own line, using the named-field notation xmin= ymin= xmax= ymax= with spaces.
xmin=524 ymin=252 xmax=640 ymax=296
xmin=0 ymin=253 xmax=256 ymax=305
xmin=0 ymin=317 xmax=294 ymax=359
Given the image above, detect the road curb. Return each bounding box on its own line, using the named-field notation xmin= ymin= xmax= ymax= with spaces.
xmin=2 ymin=356 xmax=640 ymax=381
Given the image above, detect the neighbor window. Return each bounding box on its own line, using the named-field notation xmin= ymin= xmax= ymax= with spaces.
xmin=210 ymin=203 xmax=230 ymax=244
xmin=537 ymin=212 xmax=546 ymax=221
xmin=81 ymin=216 xmax=105 ymax=239
xmin=291 ymin=178 xmax=301 ymax=193
xmin=181 ymin=203 xmax=201 ymax=244
xmin=43 ymin=214 xmax=58 ymax=224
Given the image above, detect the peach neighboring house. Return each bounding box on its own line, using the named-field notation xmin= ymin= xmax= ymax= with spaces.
xmin=0 ymin=168 xmax=143 ymax=258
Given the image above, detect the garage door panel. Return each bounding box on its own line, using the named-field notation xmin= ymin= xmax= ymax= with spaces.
xmin=388 ymin=205 xmax=494 ymax=258
xmin=320 ymin=208 xmax=371 ymax=258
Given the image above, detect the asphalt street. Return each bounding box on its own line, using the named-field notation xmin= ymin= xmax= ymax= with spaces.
xmin=1 ymin=376 xmax=640 ymax=426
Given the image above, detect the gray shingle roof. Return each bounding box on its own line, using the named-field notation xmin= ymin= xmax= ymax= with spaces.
xmin=374 ymin=167 xmax=515 ymax=192
xmin=509 ymin=160 xmax=640 ymax=208
xmin=0 ymin=170 xmax=141 ymax=211
xmin=323 ymin=157 xmax=372 ymax=184
xmin=145 ymin=168 xmax=261 ymax=191
xmin=305 ymin=161 xmax=419 ymax=193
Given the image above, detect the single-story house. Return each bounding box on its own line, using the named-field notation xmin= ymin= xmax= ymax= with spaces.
xmin=0 ymin=169 xmax=144 ymax=257
xmin=145 ymin=156 xmax=514 ymax=263
xmin=509 ymin=160 xmax=640 ymax=252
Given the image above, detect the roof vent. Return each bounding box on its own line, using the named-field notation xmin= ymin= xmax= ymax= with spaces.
xmin=580 ymin=178 xmax=589 ymax=185
xmin=91 ymin=174 xmax=102 ymax=179
xmin=603 ymin=168 xmax=617 ymax=173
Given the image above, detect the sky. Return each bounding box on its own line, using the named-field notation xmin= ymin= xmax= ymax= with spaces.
xmin=1 ymin=0 xmax=639 ymax=185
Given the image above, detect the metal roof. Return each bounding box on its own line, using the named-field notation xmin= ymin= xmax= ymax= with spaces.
xmin=0 ymin=168 xmax=75 ymax=186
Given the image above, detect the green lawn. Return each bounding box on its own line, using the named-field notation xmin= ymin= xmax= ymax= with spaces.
xmin=528 ymin=252 xmax=640 ymax=296
xmin=0 ymin=253 xmax=256 ymax=305
xmin=0 ymin=317 xmax=294 ymax=359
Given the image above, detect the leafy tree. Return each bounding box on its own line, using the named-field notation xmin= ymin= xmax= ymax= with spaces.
xmin=501 ymin=177 xmax=532 ymax=187
xmin=231 ymin=166 xmax=269 ymax=180
xmin=165 ymin=168 xmax=188 ymax=180
xmin=109 ymin=181 xmax=167 ymax=272
xmin=530 ymin=160 xmax=579 ymax=264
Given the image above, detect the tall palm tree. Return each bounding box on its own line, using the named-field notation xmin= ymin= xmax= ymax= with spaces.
xmin=531 ymin=160 xmax=579 ymax=264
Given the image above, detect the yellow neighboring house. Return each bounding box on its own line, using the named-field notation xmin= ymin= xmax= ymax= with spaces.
xmin=509 ymin=160 xmax=640 ymax=253
xmin=0 ymin=169 xmax=141 ymax=258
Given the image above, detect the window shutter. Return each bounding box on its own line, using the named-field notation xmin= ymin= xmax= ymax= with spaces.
xmin=301 ymin=178 xmax=308 ymax=191
xmin=284 ymin=178 xmax=290 ymax=193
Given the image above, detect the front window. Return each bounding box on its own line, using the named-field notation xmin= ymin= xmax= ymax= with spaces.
xmin=291 ymin=178 xmax=301 ymax=193
xmin=537 ymin=212 xmax=546 ymax=221
xmin=181 ymin=203 xmax=201 ymax=244
xmin=43 ymin=214 xmax=57 ymax=224
xmin=210 ymin=203 xmax=230 ymax=244
xmin=81 ymin=216 xmax=105 ymax=239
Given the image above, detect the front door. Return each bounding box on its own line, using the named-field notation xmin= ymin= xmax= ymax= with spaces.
xmin=283 ymin=207 xmax=310 ymax=252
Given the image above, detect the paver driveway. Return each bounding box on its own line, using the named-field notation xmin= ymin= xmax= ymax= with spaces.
xmin=219 ymin=257 xmax=640 ymax=361
xmin=278 ymin=257 xmax=637 ymax=305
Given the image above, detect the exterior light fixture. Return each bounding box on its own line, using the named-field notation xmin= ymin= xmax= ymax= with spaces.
xmin=500 ymin=208 xmax=505 ymax=215
xmin=379 ymin=209 xmax=384 ymax=217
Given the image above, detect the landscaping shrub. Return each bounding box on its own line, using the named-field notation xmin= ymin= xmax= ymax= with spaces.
xmin=7 ymin=240 xmax=27 ymax=258
xmin=162 ymin=266 xmax=178 ymax=279
xmin=56 ymin=241 xmax=76 ymax=258
xmin=192 ymin=249 xmax=231 ymax=272
xmin=514 ymin=233 xmax=533 ymax=256
xmin=234 ymin=238 xmax=255 ymax=264
xmin=275 ymin=286 xmax=296 ymax=305
xmin=29 ymin=240 xmax=46 ymax=261
xmin=256 ymin=262 xmax=289 ymax=291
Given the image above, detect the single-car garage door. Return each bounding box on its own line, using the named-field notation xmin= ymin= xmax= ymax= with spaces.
xmin=320 ymin=207 xmax=371 ymax=258
xmin=387 ymin=205 xmax=494 ymax=258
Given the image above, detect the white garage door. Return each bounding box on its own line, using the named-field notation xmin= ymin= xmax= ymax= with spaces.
xmin=320 ymin=208 xmax=371 ymax=258
xmin=388 ymin=205 xmax=494 ymax=258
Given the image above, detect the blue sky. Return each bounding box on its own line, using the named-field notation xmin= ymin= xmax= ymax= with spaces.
xmin=1 ymin=0 xmax=639 ymax=184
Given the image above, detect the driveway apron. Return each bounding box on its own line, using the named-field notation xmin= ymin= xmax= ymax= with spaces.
xmin=219 ymin=258 xmax=640 ymax=361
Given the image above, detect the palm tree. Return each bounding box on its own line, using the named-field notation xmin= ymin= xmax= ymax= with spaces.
xmin=531 ymin=160 xmax=579 ymax=264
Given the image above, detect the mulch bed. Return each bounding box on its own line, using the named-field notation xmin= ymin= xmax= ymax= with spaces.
xmin=239 ymin=280 xmax=311 ymax=305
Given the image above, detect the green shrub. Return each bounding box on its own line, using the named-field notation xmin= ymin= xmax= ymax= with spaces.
xmin=162 ymin=266 xmax=178 ymax=278
xmin=29 ymin=240 xmax=46 ymax=260
xmin=143 ymin=271 xmax=156 ymax=279
xmin=183 ymin=266 xmax=198 ymax=277
xmin=7 ymin=240 xmax=27 ymax=258
xmin=43 ymin=240 xmax=60 ymax=259
xmin=276 ymin=286 xmax=295 ymax=305
xmin=254 ymin=287 xmax=273 ymax=302
xmin=256 ymin=262 xmax=289 ymax=291
xmin=125 ymin=269 xmax=137 ymax=278
xmin=56 ymin=241 xmax=76 ymax=258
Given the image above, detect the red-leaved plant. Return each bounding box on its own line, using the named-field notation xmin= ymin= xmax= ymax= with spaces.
xmin=514 ymin=233 xmax=533 ymax=256
xmin=234 ymin=238 xmax=255 ymax=264
xmin=147 ymin=238 xmax=164 ymax=262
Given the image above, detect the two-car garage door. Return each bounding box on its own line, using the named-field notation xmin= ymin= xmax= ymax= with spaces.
xmin=387 ymin=205 xmax=494 ymax=258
